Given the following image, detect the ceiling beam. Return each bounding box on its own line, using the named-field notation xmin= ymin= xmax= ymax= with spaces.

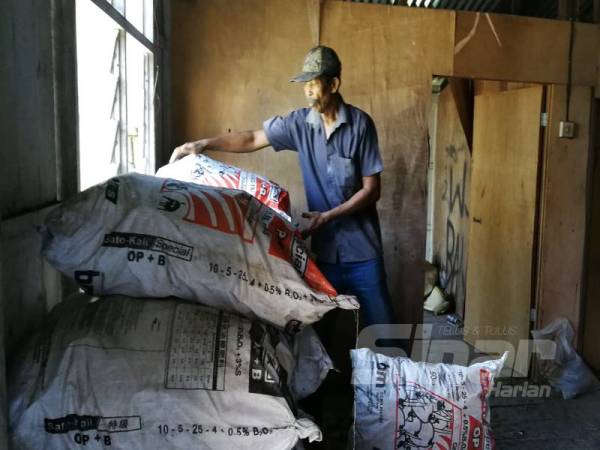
xmin=558 ymin=0 xmax=571 ymax=19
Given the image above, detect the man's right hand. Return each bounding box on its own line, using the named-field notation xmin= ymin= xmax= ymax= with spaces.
xmin=169 ymin=141 xmax=205 ymax=164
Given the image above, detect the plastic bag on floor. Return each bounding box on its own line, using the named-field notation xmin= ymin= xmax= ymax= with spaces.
xmin=41 ymin=174 xmax=359 ymax=331
xmin=289 ymin=326 xmax=333 ymax=400
xmin=157 ymin=154 xmax=291 ymax=221
xmin=532 ymin=318 xmax=600 ymax=399
xmin=8 ymin=295 xmax=322 ymax=450
xmin=351 ymin=348 xmax=507 ymax=450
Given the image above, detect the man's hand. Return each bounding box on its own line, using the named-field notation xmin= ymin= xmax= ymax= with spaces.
xmin=300 ymin=211 xmax=331 ymax=239
xmin=169 ymin=140 xmax=206 ymax=164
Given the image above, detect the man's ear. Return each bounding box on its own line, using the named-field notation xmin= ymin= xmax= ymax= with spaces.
xmin=331 ymin=77 xmax=341 ymax=94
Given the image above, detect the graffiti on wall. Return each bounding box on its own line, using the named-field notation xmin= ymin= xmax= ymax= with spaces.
xmin=440 ymin=144 xmax=470 ymax=312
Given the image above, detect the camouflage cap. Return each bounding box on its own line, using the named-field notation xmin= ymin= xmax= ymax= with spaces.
xmin=290 ymin=46 xmax=341 ymax=82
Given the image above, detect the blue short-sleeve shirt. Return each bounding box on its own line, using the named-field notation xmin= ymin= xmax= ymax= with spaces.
xmin=263 ymin=99 xmax=384 ymax=263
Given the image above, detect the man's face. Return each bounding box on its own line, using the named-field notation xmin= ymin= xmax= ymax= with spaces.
xmin=304 ymin=77 xmax=333 ymax=113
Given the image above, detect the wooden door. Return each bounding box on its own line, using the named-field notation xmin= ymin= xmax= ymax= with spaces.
xmin=464 ymin=86 xmax=544 ymax=375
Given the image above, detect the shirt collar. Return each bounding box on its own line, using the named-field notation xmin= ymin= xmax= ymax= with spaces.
xmin=305 ymin=97 xmax=351 ymax=132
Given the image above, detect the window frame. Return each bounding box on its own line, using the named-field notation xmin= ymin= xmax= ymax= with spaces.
xmin=65 ymin=0 xmax=170 ymax=194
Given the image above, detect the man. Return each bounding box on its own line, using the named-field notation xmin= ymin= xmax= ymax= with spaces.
xmin=171 ymin=46 xmax=394 ymax=328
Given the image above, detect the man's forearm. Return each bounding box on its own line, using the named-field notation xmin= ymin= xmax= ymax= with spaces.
xmin=191 ymin=129 xmax=269 ymax=154
xmin=197 ymin=131 xmax=255 ymax=153
xmin=301 ymin=185 xmax=379 ymax=237
xmin=324 ymin=186 xmax=379 ymax=222
xmin=170 ymin=129 xmax=270 ymax=163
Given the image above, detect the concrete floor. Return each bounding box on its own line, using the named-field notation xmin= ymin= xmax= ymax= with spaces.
xmin=424 ymin=311 xmax=600 ymax=449
xmin=302 ymin=311 xmax=600 ymax=449
xmin=491 ymin=386 xmax=600 ymax=449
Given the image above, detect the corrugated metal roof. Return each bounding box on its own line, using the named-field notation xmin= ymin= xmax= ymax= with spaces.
xmin=348 ymin=0 xmax=597 ymax=22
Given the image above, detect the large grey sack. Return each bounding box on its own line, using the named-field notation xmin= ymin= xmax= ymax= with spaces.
xmin=41 ymin=173 xmax=358 ymax=331
xmin=9 ymin=295 xmax=322 ymax=450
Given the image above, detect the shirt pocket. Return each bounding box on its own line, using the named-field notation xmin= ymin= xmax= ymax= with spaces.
xmin=331 ymin=155 xmax=358 ymax=194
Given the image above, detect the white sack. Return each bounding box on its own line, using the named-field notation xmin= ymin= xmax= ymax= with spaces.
xmin=351 ymin=348 xmax=507 ymax=450
xmin=9 ymin=295 xmax=322 ymax=450
xmin=41 ymin=174 xmax=358 ymax=331
xmin=157 ymin=154 xmax=292 ymax=220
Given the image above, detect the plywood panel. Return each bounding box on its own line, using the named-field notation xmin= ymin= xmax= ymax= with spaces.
xmin=537 ymin=85 xmax=592 ymax=337
xmin=454 ymin=12 xmax=599 ymax=86
xmin=321 ymin=2 xmax=455 ymax=81
xmin=170 ymin=0 xmax=597 ymax=330
xmin=321 ymin=1 xmax=454 ymax=324
xmin=171 ymin=0 xmax=319 ymax=219
xmin=465 ymin=87 xmax=543 ymax=375
xmin=474 ymin=80 xmax=539 ymax=96
xmin=432 ymin=86 xmax=471 ymax=319
xmin=171 ymin=0 xmax=456 ymax=325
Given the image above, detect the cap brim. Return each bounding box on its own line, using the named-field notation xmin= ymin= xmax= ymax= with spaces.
xmin=289 ymin=71 xmax=321 ymax=83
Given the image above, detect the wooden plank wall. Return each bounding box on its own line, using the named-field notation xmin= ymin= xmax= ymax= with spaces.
xmin=0 ymin=1 xmax=77 ymax=350
xmin=470 ymin=80 xmax=593 ymax=347
xmin=465 ymin=86 xmax=544 ymax=375
xmin=474 ymin=80 xmax=539 ymax=95
xmin=320 ymin=2 xmax=453 ymax=324
xmin=170 ymin=0 xmax=599 ymax=330
xmin=171 ymin=0 xmax=455 ymax=325
xmin=537 ymin=85 xmax=593 ymax=337
xmin=0 ymin=0 xmax=58 ymax=217
xmin=453 ymin=11 xmax=599 ymax=85
xmin=171 ymin=0 xmax=317 ymax=220
xmin=431 ymin=85 xmax=472 ymax=318
xmin=455 ymin=11 xmax=598 ymax=340
xmin=0 ymin=1 xmax=66 ymax=445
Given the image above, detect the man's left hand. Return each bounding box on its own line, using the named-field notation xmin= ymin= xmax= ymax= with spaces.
xmin=300 ymin=211 xmax=331 ymax=239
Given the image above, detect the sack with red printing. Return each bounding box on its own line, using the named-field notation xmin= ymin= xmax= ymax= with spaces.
xmin=351 ymin=348 xmax=507 ymax=450
xmin=156 ymin=154 xmax=292 ymax=220
xmin=41 ymin=173 xmax=358 ymax=331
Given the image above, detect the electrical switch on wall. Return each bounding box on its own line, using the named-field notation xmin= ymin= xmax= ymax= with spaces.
xmin=559 ymin=121 xmax=576 ymax=139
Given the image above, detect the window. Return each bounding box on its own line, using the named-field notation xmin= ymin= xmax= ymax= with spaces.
xmin=76 ymin=0 xmax=156 ymax=190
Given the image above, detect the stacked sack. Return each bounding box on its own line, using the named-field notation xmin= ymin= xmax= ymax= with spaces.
xmin=41 ymin=169 xmax=358 ymax=331
xmin=8 ymin=155 xmax=355 ymax=450
xmin=156 ymin=154 xmax=292 ymax=221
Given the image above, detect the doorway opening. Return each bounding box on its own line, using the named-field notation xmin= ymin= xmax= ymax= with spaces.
xmin=423 ymin=77 xmax=547 ymax=377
